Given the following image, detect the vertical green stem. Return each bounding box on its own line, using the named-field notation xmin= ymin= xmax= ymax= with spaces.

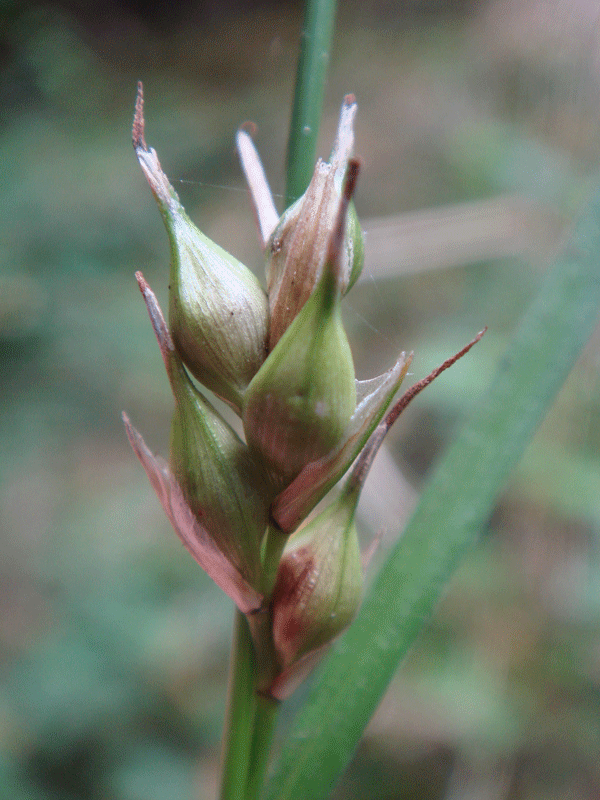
xmin=248 ymin=525 xmax=288 ymax=690
xmin=245 ymin=695 xmax=281 ymax=800
xmin=285 ymin=0 xmax=339 ymax=204
xmin=219 ymin=610 xmax=257 ymax=800
xmin=220 ymin=611 xmax=279 ymax=800
xmin=261 ymin=524 xmax=289 ymax=598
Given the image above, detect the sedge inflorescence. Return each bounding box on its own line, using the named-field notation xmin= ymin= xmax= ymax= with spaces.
xmin=124 ymin=83 xmax=415 ymax=698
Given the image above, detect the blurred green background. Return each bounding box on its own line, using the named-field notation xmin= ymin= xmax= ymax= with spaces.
xmin=2 ymin=0 xmax=600 ymax=798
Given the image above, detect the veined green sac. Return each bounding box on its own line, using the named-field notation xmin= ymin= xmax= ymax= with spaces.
xmin=135 ymin=271 xmax=271 ymax=595
xmin=168 ymin=366 xmax=270 ymax=591
xmin=242 ymin=254 xmax=356 ymax=484
xmin=269 ymin=484 xmax=363 ymax=699
xmin=133 ymin=84 xmax=268 ymax=414
xmin=242 ymin=164 xmax=359 ymax=485
xmin=263 ymin=95 xmax=364 ymax=350
xmin=166 ymin=212 xmax=268 ymax=414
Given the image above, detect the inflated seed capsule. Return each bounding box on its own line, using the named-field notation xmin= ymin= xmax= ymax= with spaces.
xmin=265 ymin=95 xmax=365 ymax=350
xmin=270 ymin=483 xmax=363 ymax=671
xmin=242 ymin=163 xmax=360 ymax=485
xmin=132 ymin=83 xmax=269 ymax=414
xmin=169 ymin=373 xmax=270 ymax=590
xmin=136 ymin=271 xmax=270 ymax=592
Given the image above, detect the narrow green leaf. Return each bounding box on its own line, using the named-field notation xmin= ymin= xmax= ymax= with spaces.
xmin=266 ymin=180 xmax=600 ymax=800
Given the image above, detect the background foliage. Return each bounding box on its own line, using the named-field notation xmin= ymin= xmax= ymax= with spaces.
xmin=2 ymin=1 xmax=600 ymax=798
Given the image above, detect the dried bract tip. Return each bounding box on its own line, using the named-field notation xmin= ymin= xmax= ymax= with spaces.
xmin=135 ymin=270 xmax=174 ymax=367
xmin=237 ymin=126 xmax=279 ymax=247
xmin=132 ymin=81 xmax=147 ymax=150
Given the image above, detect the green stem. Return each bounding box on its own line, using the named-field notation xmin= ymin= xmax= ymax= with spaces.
xmin=245 ymin=694 xmax=281 ymax=800
xmin=285 ymin=0 xmax=338 ymax=204
xmin=261 ymin=524 xmax=288 ymax=597
xmin=218 ymin=531 xmax=286 ymax=799
xmin=219 ymin=610 xmax=257 ymax=800
xmin=246 ymin=525 xmax=288 ymax=692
